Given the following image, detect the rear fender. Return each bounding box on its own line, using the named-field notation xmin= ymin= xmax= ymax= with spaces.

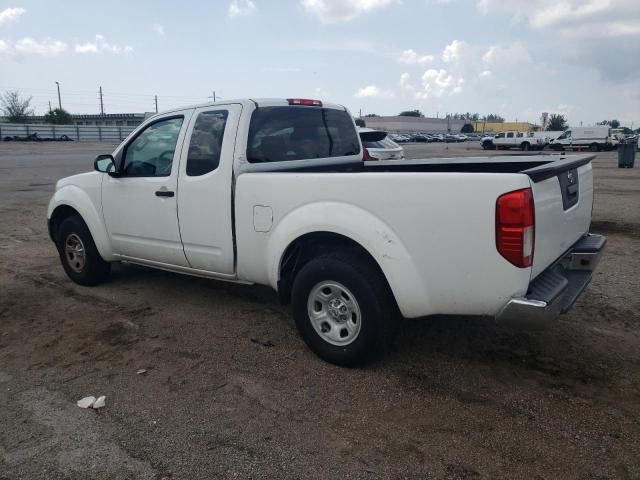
xmin=266 ymin=201 xmax=430 ymax=318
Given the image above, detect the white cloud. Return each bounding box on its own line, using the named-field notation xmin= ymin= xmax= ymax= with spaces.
xmin=398 ymin=49 xmax=434 ymax=66
xmin=355 ymin=85 xmax=395 ymax=99
xmin=0 ymin=7 xmax=26 ymax=25
xmin=477 ymin=0 xmax=640 ymax=83
xmin=301 ymin=0 xmax=393 ymax=23
xmin=399 ymin=72 xmax=413 ymax=90
xmin=416 ymin=69 xmax=464 ymax=99
xmin=0 ymin=37 xmax=67 ymax=58
xmin=476 ymin=0 xmax=640 ymax=38
xmin=75 ymin=35 xmax=133 ymax=55
xmin=482 ymin=41 xmax=531 ymax=65
xmin=228 ymin=0 xmax=256 ymax=18
xmin=442 ymin=39 xmax=468 ymax=63
xmin=479 ymin=69 xmax=495 ymax=80
xmin=151 ymin=23 xmax=165 ymax=36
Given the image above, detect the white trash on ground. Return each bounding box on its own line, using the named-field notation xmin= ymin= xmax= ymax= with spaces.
xmin=77 ymin=396 xmax=96 ymax=408
xmin=76 ymin=395 xmax=106 ymax=409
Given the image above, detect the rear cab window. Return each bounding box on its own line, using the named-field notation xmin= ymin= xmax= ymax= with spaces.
xmin=246 ymin=106 xmax=360 ymax=164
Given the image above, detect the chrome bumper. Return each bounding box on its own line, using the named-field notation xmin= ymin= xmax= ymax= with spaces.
xmin=496 ymin=233 xmax=607 ymax=329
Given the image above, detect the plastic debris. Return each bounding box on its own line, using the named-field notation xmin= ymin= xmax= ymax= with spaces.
xmin=92 ymin=396 xmax=106 ymax=409
xmin=77 ymin=396 xmax=96 ymax=409
xmin=136 ymin=369 xmax=147 ymax=375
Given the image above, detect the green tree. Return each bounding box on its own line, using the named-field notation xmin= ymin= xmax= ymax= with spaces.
xmin=44 ymin=108 xmax=75 ymax=125
xmin=364 ymin=113 xmax=379 ymax=118
xmin=0 ymin=90 xmax=34 ymax=123
xmin=399 ymin=109 xmax=424 ymax=117
xmin=460 ymin=123 xmax=474 ymax=133
xmin=599 ymin=119 xmax=620 ymax=129
xmin=547 ymin=114 xmax=567 ymax=131
xmin=485 ymin=113 xmax=505 ymax=122
xmin=354 ymin=118 xmax=366 ymax=128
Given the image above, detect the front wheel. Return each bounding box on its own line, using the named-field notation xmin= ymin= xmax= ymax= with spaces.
xmin=291 ymin=251 xmax=396 ymax=366
xmin=56 ymin=215 xmax=111 ymax=286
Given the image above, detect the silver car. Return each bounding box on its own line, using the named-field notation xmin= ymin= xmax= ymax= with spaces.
xmin=358 ymin=128 xmax=405 ymax=160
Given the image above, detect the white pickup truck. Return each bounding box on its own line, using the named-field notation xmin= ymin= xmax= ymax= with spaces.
xmin=482 ymin=131 xmax=548 ymax=151
xmin=47 ymin=98 xmax=606 ymax=365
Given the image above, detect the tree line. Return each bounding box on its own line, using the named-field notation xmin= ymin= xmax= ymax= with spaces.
xmin=1 ymin=90 xmax=74 ymax=125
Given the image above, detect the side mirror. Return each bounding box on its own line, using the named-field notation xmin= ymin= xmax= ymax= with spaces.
xmin=94 ymin=154 xmax=118 ymax=176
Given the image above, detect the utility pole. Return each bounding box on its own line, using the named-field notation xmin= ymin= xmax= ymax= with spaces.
xmin=55 ymin=81 xmax=62 ymax=110
xmin=48 ymin=101 xmax=52 ymax=113
xmin=99 ymin=86 xmax=104 ymax=115
xmin=154 ymin=95 xmax=158 ymax=113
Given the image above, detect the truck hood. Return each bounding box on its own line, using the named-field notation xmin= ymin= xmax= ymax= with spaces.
xmin=56 ymin=172 xmax=102 ymax=191
xmin=55 ymin=171 xmax=102 ymax=191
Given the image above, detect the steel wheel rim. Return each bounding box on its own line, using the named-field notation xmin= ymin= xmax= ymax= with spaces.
xmin=307 ymin=281 xmax=362 ymax=346
xmin=64 ymin=233 xmax=86 ymax=273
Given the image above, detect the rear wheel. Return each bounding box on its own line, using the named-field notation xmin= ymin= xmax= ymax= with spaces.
xmin=56 ymin=215 xmax=110 ymax=286
xmin=291 ymin=251 xmax=396 ymax=366
xmin=590 ymin=143 xmax=599 ymax=152
xmin=520 ymin=142 xmax=530 ymax=151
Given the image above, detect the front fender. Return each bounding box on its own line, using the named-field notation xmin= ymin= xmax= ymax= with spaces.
xmin=47 ymin=185 xmax=115 ymax=260
xmin=266 ymin=201 xmax=430 ymax=318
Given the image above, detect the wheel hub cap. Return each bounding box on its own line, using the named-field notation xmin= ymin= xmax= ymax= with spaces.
xmin=64 ymin=233 xmax=86 ymax=273
xmin=307 ymin=281 xmax=362 ymax=346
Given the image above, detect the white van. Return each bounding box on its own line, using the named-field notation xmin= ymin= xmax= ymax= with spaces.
xmin=549 ymin=126 xmax=617 ymax=152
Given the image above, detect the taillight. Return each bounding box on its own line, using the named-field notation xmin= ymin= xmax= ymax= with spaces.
xmin=496 ymin=188 xmax=535 ymax=268
xmin=287 ymin=98 xmax=322 ymax=106
xmin=363 ymin=148 xmax=376 ymax=161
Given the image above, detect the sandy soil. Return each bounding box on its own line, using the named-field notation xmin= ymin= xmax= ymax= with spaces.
xmin=0 ymin=141 xmax=639 ymax=479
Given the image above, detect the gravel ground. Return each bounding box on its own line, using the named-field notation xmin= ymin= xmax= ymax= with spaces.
xmin=0 ymin=141 xmax=639 ymax=479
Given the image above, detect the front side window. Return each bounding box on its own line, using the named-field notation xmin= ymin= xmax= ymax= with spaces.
xmin=495 ymin=133 xmax=505 ymax=139
xmin=246 ymin=106 xmax=360 ymax=163
xmin=186 ymin=110 xmax=229 ymax=176
xmin=506 ymin=132 xmax=514 ymax=138
xmin=121 ymin=117 xmax=183 ymax=177
xmin=557 ymin=130 xmax=571 ymax=140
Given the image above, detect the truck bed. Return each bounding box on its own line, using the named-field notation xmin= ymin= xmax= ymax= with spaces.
xmin=363 ymin=154 xmax=594 ymax=182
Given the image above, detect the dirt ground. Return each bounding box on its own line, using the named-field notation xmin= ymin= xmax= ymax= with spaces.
xmin=1 ymin=141 xmax=639 ymax=479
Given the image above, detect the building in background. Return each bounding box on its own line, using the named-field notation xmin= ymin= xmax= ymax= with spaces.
xmin=362 ymin=116 xmax=466 ymax=133
xmin=473 ymin=121 xmax=537 ymax=133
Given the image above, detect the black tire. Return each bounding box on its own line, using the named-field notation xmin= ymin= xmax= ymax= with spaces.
xmin=291 ymin=251 xmax=396 ymax=366
xmin=482 ymin=141 xmax=493 ymax=150
xmin=589 ymin=143 xmax=599 ymax=152
xmin=56 ymin=215 xmax=110 ymax=286
xmin=520 ymin=142 xmax=530 ymax=151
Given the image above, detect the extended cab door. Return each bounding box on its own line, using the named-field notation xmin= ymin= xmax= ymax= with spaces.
xmin=102 ymin=112 xmax=192 ymax=266
xmin=176 ymin=104 xmax=242 ymax=274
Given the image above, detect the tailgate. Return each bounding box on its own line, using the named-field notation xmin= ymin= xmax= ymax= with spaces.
xmin=525 ymin=155 xmax=595 ymax=279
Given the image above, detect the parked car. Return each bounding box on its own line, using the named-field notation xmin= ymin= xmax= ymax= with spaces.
xmin=47 ymin=97 xmax=606 ymax=366
xmin=358 ymin=128 xmax=405 ymax=160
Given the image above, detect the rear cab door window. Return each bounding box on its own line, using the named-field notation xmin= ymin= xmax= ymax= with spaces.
xmin=244 ymin=102 xmax=361 ymax=171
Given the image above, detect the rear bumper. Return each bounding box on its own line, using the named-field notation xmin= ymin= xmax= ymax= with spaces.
xmin=496 ymin=233 xmax=606 ymax=328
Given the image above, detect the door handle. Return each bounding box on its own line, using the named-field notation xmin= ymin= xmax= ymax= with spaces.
xmin=155 ymin=190 xmax=175 ymax=198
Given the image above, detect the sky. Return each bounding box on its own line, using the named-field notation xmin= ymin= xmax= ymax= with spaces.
xmin=0 ymin=0 xmax=639 ymax=127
